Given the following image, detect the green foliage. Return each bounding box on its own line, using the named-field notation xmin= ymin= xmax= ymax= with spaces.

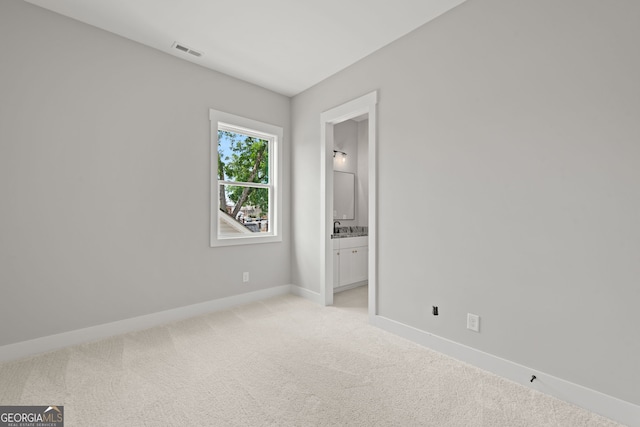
xmin=218 ymin=130 xmax=269 ymax=215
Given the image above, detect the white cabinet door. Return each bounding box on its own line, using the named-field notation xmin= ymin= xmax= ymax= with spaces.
xmin=333 ymin=237 xmax=368 ymax=289
xmin=350 ymin=246 xmax=368 ymax=284
xmin=337 ymin=246 xmax=368 ymax=287
xmin=339 ymin=249 xmax=351 ymax=287
xmin=333 ymin=249 xmax=341 ymax=287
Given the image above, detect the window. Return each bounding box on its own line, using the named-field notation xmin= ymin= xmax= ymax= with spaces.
xmin=210 ymin=109 xmax=282 ymax=246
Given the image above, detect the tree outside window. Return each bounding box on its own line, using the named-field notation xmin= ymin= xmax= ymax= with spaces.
xmin=218 ymin=129 xmax=269 ymax=225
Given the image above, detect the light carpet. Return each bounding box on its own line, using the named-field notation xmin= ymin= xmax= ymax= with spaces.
xmin=0 ymin=286 xmax=624 ymax=426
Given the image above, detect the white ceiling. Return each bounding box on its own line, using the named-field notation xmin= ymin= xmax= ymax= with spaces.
xmin=24 ymin=0 xmax=467 ymax=96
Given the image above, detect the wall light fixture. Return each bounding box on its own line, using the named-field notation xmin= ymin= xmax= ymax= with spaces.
xmin=333 ymin=150 xmax=347 ymax=163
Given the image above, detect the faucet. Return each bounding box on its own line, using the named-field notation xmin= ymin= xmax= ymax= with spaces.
xmin=333 ymin=221 xmax=341 ymax=235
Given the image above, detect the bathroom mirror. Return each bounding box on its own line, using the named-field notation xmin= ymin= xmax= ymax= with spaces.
xmin=333 ymin=171 xmax=355 ymax=220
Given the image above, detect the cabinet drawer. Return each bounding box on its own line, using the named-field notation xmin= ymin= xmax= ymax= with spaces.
xmin=334 ymin=236 xmax=368 ymax=249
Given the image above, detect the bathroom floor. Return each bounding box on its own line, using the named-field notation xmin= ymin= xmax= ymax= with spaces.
xmin=333 ymin=284 xmax=367 ymax=315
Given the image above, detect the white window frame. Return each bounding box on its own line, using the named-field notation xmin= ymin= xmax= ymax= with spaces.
xmin=210 ymin=109 xmax=282 ymax=247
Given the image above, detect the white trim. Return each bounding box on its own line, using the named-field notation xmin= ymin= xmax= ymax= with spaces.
xmin=289 ymin=285 xmax=323 ymax=305
xmin=333 ymin=281 xmax=367 ymax=294
xmin=0 ymin=285 xmax=292 ymax=362
xmin=210 ymin=109 xmax=283 ymax=247
xmin=2 ymin=283 xmax=637 ymax=426
xmin=320 ymin=91 xmax=378 ymax=313
xmin=372 ymin=315 xmax=639 ymax=427
xmin=320 ymin=121 xmax=334 ymax=306
xmin=366 ymin=103 xmax=377 ymax=321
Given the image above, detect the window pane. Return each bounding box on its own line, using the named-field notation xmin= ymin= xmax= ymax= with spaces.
xmin=218 ymin=184 xmax=269 ymax=236
xmin=210 ymin=109 xmax=282 ymax=247
xmin=218 ymin=130 xmax=269 ymax=184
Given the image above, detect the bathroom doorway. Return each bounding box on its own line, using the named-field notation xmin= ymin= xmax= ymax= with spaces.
xmin=320 ymin=91 xmax=377 ymax=321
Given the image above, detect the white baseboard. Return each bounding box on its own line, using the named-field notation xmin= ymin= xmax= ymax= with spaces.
xmin=372 ymin=315 xmax=639 ymax=427
xmin=289 ymin=285 xmax=323 ymax=305
xmin=0 ymin=284 xmax=292 ymax=363
xmin=333 ymin=281 xmax=367 ymax=294
xmin=3 ymin=285 xmax=636 ymax=426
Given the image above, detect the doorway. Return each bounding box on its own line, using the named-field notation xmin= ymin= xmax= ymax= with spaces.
xmin=320 ymin=91 xmax=377 ymax=321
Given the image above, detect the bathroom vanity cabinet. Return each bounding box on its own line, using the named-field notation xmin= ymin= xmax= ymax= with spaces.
xmin=332 ymin=236 xmax=368 ymax=291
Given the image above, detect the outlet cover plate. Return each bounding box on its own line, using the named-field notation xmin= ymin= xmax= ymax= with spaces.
xmin=467 ymin=313 xmax=480 ymax=332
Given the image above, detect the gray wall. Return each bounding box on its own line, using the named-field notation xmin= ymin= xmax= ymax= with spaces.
xmin=333 ymin=119 xmax=369 ymax=227
xmin=333 ymin=120 xmax=358 ymax=175
xmin=333 ymin=120 xmax=357 ymax=225
xmin=0 ymin=1 xmax=291 ymax=346
xmin=356 ymin=121 xmax=369 ymax=226
xmin=292 ymin=0 xmax=640 ymax=406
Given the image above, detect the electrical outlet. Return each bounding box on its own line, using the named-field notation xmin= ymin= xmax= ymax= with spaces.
xmin=467 ymin=313 xmax=480 ymax=332
xmin=242 ymin=272 xmax=249 ymax=283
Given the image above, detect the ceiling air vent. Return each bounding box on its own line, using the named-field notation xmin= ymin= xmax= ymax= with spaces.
xmin=172 ymin=42 xmax=203 ymax=58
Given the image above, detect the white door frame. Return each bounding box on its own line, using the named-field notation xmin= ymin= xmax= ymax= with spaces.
xmin=320 ymin=91 xmax=378 ymax=320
